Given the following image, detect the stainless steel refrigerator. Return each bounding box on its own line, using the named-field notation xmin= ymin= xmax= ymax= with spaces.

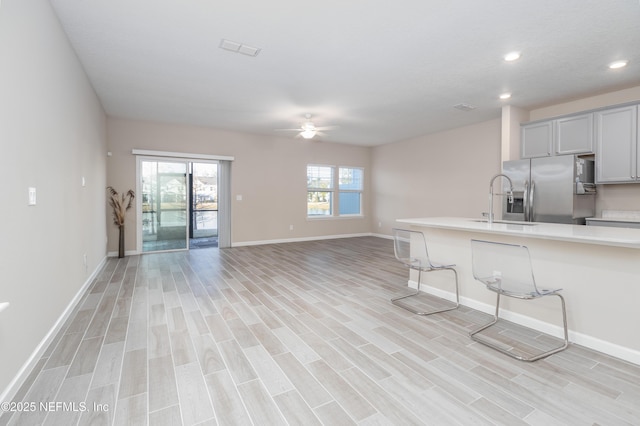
xmin=502 ymin=155 xmax=596 ymax=224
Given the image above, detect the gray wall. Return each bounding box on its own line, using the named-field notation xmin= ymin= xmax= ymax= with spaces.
xmin=371 ymin=119 xmax=502 ymax=235
xmin=106 ymin=118 xmax=372 ymax=249
xmin=0 ymin=0 xmax=107 ymax=394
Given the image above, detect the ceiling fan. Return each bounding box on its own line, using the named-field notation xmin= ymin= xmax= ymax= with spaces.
xmin=276 ymin=114 xmax=334 ymax=139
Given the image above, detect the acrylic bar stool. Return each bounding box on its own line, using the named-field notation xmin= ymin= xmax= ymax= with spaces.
xmin=391 ymin=228 xmax=459 ymax=315
xmin=469 ymin=239 xmax=569 ymax=361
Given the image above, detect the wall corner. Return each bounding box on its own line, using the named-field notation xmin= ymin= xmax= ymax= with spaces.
xmin=501 ymin=105 xmax=530 ymax=164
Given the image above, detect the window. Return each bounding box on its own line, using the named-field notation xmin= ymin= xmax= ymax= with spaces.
xmin=339 ymin=167 xmax=363 ymax=215
xmin=307 ymin=165 xmax=363 ymax=217
xmin=307 ymin=165 xmax=334 ymax=216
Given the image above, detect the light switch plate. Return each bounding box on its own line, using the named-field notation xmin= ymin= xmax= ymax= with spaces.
xmin=28 ymin=187 xmax=36 ymax=205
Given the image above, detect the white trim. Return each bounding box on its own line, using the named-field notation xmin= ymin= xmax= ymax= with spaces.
xmin=306 ymin=215 xmax=365 ymax=221
xmin=136 ymin=157 xmax=142 ymax=253
xmin=217 ymin=160 xmax=232 ymax=248
xmin=121 ymin=233 xmax=383 ymax=252
xmin=131 ymin=149 xmax=234 ymax=161
xmin=107 ymin=250 xmax=140 ymax=257
xmin=412 ymin=281 xmax=640 ymax=365
xmin=232 ymin=233 xmax=374 ymax=247
xmin=0 ymin=256 xmax=108 ymax=404
xmin=371 ymin=232 xmax=393 ymax=240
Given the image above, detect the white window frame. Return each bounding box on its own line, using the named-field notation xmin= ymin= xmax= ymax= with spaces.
xmin=338 ymin=166 xmax=364 ymax=217
xmin=307 ymin=164 xmax=335 ymax=217
xmin=307 ymin=164 xmax=364 ymax=219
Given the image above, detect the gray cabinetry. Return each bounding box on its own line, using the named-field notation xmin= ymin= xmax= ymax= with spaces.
xmin=595 ymin=104 xmax=638 ymax=183
xmin=555 ymin=113 xmax=594 ymax=155
xmin=521 ymin=121 xmax=552 ymax=158
xmin=522 ymin=113 xmax=593 ymax=158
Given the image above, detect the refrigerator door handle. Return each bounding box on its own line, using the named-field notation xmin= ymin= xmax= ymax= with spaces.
xmin=529 ymin=181 xmax=535 ymax=222
xmin=524 ymin=180 xmax=530 ymax=222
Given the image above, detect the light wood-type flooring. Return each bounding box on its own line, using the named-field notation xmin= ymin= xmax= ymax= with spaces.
xmin=2 ymin=237 xmax=639 ymax=425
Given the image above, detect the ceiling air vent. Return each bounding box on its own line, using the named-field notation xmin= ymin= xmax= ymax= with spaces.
xmin=453 ymin=103 xmax=477 ymax=112
xmin=219 ymin=39 xmax=261 ymax=57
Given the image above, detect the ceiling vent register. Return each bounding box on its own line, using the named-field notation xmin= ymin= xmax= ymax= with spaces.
xmin=219 ymin=39 xmax=261 ymax=57
xmin=453 ymin=103 xmax=477 ymax=112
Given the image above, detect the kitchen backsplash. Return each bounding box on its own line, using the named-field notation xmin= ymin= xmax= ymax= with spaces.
xmin=601 ymin=210 xmax=640 ymax=221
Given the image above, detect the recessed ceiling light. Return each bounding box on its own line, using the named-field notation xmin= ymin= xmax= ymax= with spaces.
xmin=499 ymin=93 xmax=512 ymax=100
xmin=608 ymin=60 xmax=628 ymax=69
xmin=504 ymin=52 xmax=521 ymax=62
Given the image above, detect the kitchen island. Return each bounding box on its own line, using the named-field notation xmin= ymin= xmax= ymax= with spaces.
xmin=396 ymin=217 xmax=640 ymax=364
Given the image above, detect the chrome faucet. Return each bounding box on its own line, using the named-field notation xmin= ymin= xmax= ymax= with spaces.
xmin=488 ymin=174 xmax=514 ymax=224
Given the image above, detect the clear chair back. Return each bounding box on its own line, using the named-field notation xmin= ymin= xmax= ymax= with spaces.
xmin=470 ymin=239 xmax=540 ymax=297
xmin=393 ymin=228 xmax=432 ymax=270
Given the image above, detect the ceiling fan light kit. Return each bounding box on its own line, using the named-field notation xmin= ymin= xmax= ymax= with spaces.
xmin=276 ymin=114 xmax=325 ymax=139
xmin=301 ymin=129 xmax=317 ymax=139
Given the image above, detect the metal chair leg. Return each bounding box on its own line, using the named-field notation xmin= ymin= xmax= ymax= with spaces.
xmin=391 ymin=267 xmax=459 ymax=316
xmin=469 ymin=293 xmax=569 ymax=362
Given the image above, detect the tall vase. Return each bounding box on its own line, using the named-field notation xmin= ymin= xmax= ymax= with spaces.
xmin=118 ymin=225 xmax=125 ymax=258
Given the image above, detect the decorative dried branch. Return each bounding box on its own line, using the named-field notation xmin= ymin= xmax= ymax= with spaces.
xmin=107 ymin=186 xmax=135 ymax=226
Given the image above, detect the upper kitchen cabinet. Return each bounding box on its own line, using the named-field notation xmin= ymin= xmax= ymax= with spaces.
xmin=521 ymin=121 xmax=553 ymax=158
xmin=555 ymin=113 xmax=594 ymax=155
xmin=521 ymin=113 xmax=594 ymax=159
xmin=595 ymin=104 xmax=639 ymax=183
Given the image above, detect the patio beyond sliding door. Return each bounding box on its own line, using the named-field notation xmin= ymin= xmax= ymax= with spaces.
xmin=190 ymin=162 xmax=218 ymax=243
xmin=141 ymin=160 xmax=188 ymax=252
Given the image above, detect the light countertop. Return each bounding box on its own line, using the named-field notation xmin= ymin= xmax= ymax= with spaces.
xmin=396 ymin=217 xmax=640 ymax=249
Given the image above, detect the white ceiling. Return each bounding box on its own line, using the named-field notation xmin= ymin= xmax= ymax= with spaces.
xmin=49 ymin=0 xmax=640 ymax=146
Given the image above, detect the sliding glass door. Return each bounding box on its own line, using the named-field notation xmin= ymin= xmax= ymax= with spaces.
xmin=141 ymin=160 xmax=188 ymax=251
xmin=190 ymin=162 xmax=218 ymax=248
xmin=139 ymin=158 xmax=223 ymax=252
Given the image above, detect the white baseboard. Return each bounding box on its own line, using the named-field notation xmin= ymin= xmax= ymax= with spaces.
xmin=111 ymin=234 xmax=389 ymax=252
xmin=232 ymin=233 xmax=375 ymax=247
xmin=0 ymin=256 xmax=108 ymax=404
xmin=371 ymin=232 xmax=393 ymax=240
xmin=411 ymin=280 xmax=640 ymax=365
xmin=107 ymin=249 xmax=139 ymax=257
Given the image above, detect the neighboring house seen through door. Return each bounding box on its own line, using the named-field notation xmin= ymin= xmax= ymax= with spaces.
xmin=139 ymin=159 xmax=220 ymax=252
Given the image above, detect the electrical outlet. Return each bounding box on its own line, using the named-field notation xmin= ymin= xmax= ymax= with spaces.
xmin=289 ymin=225 xmax=294 ymax=231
